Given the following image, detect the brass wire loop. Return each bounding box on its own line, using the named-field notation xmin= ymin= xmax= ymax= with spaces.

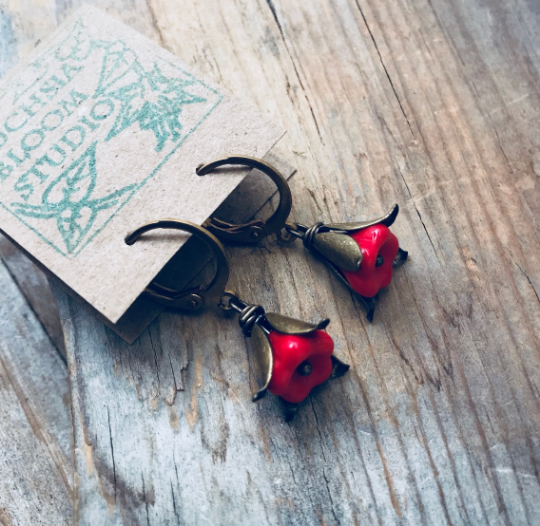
xmin=125 ymin=219 xmax=230 ymax=311
xmin=197 ymin=155 xmax=293 ymax=244
xmin=301 ymin=222 xmax=324 ymax=250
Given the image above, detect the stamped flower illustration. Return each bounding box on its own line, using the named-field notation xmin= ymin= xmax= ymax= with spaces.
xmin=0 ymin=20 xmax=222 ymax=258
xmin=11 ymin=142 xmax=135 ymax=254
xmin=93 ymin=40 xmax=208 ymax=152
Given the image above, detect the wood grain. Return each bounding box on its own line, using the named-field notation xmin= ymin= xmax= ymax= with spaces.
xmin=0 ymin=5 xmax=74 ymax=524
xmin=0 ymin=235 xmax=66 ymax=359
xmin=4 ymin=0 xmax=540 ymax=524
xmin=0 ymin=256 xmax=73 ymax=525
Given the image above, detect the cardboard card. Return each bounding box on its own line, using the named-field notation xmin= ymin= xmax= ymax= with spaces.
xmin=55 ymin=151 xmax=297 ymax=343
xmin=0 ymin=5 xmax=284 ymax=324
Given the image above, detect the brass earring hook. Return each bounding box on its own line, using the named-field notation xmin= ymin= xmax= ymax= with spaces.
xmin=197 ymin=155 xmax=293 ymax=244
xmin=125 ymin=219 xmax=230 ymax=311
xmin=126 ymin=219 xmax=351 ymax=421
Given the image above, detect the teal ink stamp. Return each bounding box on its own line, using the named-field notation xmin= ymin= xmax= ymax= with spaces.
xmin=0 ymin=5 xmax=283 ymax=327
xmin=0 ymin=18 xmax=222 ymax=257
xmin=11 ymin=141 xmax=136 ymax=255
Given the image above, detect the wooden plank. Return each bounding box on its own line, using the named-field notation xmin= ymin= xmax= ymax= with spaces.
xmin=0 ymin=257 xmax=73 ymax=525
xmin=0 ymin=0 xmax=67 ymax=361
xmin=0 ymin=6 xmax=74 ymax=525
xmin=10 ymin=0 xmax=540 ymax=524
xmin=0 ymin=235 xmax=66 ymax=359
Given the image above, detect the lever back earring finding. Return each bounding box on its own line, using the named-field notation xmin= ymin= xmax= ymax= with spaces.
xmin=197 ymin=156 xmax=408 ymax=322
xmin=126 ymin=219 xmax=349 ymax=421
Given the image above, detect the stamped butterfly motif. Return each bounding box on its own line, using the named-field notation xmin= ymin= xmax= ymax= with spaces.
xmin=55 ymin=26 xmax=210 ymax=153
xmin=11 ymin=142 xmax=135 ymax=254
xmin=95 ymin=43 xmax=208 ymax=152
xmin=3 ymin=20 xmax=222 ymax=258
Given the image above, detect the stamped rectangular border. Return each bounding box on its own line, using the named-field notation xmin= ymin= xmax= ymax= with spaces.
xmin=0 ymin=42 xmax=223 ymax=258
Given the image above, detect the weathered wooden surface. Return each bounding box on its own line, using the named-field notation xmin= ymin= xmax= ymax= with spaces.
xmin=0 ymin=5 xmax=74 ymax=525
xmin=0 ymin=254 xmax=73 ymax=525
xmin=0 ymin=235 xmax=66 ymax=359
xmin=4 ymin=0 xmax=540 ymax=524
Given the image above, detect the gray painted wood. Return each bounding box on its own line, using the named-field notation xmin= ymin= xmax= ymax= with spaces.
xmin=5 ymin=0 xmax=540 ymax=524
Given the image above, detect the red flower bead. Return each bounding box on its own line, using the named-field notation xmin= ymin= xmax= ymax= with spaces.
xmin=341 ymin=225 xmax=399 ymax=298
xmin=267 ymin=330 xmax=334 ymax=404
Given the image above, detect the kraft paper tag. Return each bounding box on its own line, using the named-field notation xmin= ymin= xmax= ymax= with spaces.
xmin=0 ymin=6 xmax=284 ymax=325
xmin=50 ymin=151 xmax=296 ymax=343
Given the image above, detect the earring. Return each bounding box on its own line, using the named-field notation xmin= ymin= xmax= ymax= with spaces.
xmin=197 ymin=156 xmax=408 ymax=322
xmin=125 ymin=220 xmax=349 ymax=421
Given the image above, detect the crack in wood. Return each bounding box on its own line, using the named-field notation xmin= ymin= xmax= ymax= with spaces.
xmin=515 ymin=261 xmax=540 ymax=305
xmin=264 ymin=0 xmax=326 ymax=145
xmin=354 ymin=0 xmax=414 ymax=136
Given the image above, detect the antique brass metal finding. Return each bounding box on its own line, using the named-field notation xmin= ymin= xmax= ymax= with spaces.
xmin=217 ymin=293 xmax=274 ymax=401
xmin=264 ymin=312 xmax=329 ymax=334
xmin=284 ymin=204 xmax=408 ymax=323
xmin=125 ymin=220 xmax=349 ymax=420
xmin=311 ymin=232 xmax=363 ymax=272
xmin=393 ymin=247 xmax=408 ymax=269
xmin=125 ymin=219 xmax=229 ymax=310
xmin=324 ymin=204 xmax=399 ymax=231
xmin=217 ymin=292 xmax=349 ymax=409
xmin=197 ymin=156 xmax=293 ymax=244
xmin=250 ymin=324 xmax=274 ymax=402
